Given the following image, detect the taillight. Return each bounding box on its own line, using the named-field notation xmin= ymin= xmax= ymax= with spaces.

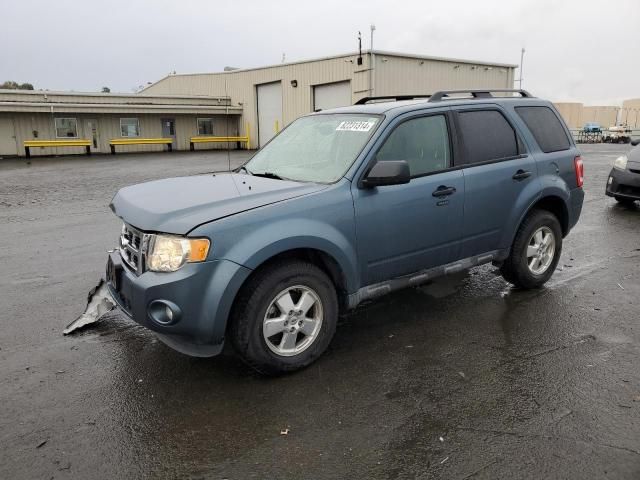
xmin=574 ymin=155 xmax=584 ymax=188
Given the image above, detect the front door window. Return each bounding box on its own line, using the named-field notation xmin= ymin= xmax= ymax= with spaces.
xmin=375 ymin=114 xmax=451 ymax=176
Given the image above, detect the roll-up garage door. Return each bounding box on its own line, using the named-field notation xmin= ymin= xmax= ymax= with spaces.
xmin=313 ymin=81 xmax=352 ymax=112
xmin=257 ymin=81 xmax=283 ymax=147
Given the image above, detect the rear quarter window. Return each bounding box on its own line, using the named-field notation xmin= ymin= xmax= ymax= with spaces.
xmin=515 ymin=106 xmax=571 ymax=153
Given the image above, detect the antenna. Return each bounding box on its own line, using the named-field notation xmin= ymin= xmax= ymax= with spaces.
xmin=517 ymin=48 xmax=525 ymax=88
xmin=357 ymin=31 xmax=363 ymax=65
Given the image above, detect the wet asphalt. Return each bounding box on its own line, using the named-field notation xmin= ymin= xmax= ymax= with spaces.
xmin=0 ymin=145 xmax=638 ymax=480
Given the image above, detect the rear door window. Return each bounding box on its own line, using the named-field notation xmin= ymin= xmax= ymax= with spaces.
xmin=375 ymin=114 xmax=451 ymax=177
xmin=515 ymin=106 xmax=571 ymax=153
xmin=456 ymin=110 xmax=520 ymax=165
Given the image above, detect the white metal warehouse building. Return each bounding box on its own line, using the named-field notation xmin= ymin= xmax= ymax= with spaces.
xmin=143 ymin=50 xmax=517 ymax=147
xmin=0 ymin=90 xmax=241 ymax=157
xmin=0 ymin=50 xmax=517 ymax=157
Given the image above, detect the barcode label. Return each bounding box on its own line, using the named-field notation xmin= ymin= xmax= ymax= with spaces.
xmin=336 ymin=121 xmax=376 ymax=132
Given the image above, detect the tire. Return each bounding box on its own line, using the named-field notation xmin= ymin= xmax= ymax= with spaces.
xmin=500 ymin=209 xmax=563 ymax=289
xmin=229 ymin=260 xmax=338 ymax=375
xmin=615 ymin=196 xmax=636 ymax=206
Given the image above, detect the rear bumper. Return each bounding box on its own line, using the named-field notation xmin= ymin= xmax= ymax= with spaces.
xmin=106 ymin=251 xmax=251 ymax=357
xmin=606 ymin=168 xmax=640 ymax=200
xmin=567 ymin=187 xmax=585 ymax=233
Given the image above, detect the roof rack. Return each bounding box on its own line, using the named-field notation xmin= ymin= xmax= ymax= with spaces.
xmin=354 ymin=95 xmax=432 ymax=105
xmin=428 ymin=89 xmax=533 ymax=102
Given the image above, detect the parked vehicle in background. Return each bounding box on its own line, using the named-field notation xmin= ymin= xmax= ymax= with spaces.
xmin=583 ymin=122 xmax=602 ymax=133
xmin=606 ymin=139 xmax=640 ymax=205
xmin=105 ymin=89 xmax=584 ymax=374
xmin=603 ymin=124 xmax=632 ymax=143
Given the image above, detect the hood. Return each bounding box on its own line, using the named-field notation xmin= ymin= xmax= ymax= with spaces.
xmin=110 ymin=173 xmax=327 ymax=234
xmin=627 ymin=145 xmax=640 ymax=169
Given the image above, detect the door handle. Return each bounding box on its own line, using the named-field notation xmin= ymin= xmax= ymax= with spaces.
xmin=432 ymin=185 xmax=457 ymax=197
xmin=512 ymin=169 xmax=532 ymax=180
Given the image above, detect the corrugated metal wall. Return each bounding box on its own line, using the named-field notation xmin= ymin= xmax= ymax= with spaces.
xmin=143 ymin=53 xmax=516 ymax=139
xmin=4 ymin=112 xmax=238 ymax=156
xmin=1 ymin=91 xmax=230 ymax=106
xmin=143 ymin=54 xmax=370 ymax=140
xmin=374 ymin=55 xmax=514 ymax=96
xmin=554 ymin=103 xmax=584 ymax=129
xmin=553 ymin=102 xmax=621 ymax=129
xmin=582 ymin=106 xmax=619 ymax=129
xmin=620 ymin=99 xmax=640 ymax=128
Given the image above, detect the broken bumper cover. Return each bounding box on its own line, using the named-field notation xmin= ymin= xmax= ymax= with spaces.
xmin=106 ymin=251 xmax=251 ymax=357
xmin=606 ymin=167 xmax=640 ymax=200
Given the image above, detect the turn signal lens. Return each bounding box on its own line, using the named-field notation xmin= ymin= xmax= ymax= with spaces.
xmin=188 ymin=238 xmax=211 ymax=262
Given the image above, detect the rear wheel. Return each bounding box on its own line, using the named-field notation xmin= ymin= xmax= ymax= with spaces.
xmin=229 ymin=260 xmax=338 ymax=375
xmin=501 ymin=209 xmax=562 ymax=289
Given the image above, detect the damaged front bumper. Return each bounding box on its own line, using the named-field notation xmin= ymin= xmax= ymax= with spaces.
xmin=106 ymin=251 xmax=252 ymax=357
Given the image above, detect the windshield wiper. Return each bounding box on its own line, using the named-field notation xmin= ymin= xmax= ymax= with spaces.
xmin=251 ymin=171 xmax=283 ymax=180
xmin=236 ymin=165 xmax=252 ymax=175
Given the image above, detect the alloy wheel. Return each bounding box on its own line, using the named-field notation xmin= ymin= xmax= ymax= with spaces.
xmin=262 ymin=285 xmax=323 ymax=357
xmin=526 ymin=226 xmax=556 ymax=275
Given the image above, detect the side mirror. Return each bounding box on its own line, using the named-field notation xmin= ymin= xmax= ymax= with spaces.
xmin=362 ymin=160 xmax=410 ymax=188
xmin=631 ymin=139 xmax=640 ymax=146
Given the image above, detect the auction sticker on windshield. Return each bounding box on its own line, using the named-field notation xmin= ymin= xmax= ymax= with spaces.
xmin=336 ymin=120 xmax=377 ymax=132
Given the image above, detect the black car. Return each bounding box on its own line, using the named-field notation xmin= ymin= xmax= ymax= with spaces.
xmin=606 ymin=139 xmax=640 ymax=205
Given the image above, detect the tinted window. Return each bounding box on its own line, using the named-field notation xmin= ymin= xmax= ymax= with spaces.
xmin=375 ymin=115 xmax=450 ymax=176
xmin=457 ymin=110 xmax=519 ymax=165
xmin=516 ymin=106 xmax=571 ymax=153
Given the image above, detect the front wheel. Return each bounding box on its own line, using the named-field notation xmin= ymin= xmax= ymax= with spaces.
xmin=500 ymin=209 xmax=563 ymax=289
xmin=229 ymin=260 xmax=338 ymax=375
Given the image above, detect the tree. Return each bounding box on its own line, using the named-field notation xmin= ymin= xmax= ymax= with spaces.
xmin=0 ymin=81 xmax=34 ymax=90
xmin=101 ymin=86 xmax=111 ymax=93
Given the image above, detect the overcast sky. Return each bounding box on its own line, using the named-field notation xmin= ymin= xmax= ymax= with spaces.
xmin=1 ymin=0 xmax=638 ymax=104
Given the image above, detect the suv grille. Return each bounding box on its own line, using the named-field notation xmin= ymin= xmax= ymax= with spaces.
xmin=119 ymin=223 xmax=147 ymax=274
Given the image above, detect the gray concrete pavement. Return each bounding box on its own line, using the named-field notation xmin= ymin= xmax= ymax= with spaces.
xmin=0 ymin=147 xmax=639 ymax=479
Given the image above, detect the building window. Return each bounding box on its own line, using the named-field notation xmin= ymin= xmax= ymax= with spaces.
xmin=197 ymin=118 xmax=214 ymax=135
xmin=54 ymin=118 xmax=78 ymax=138
xmin=120 ymin=118 xmax=140 ymax=137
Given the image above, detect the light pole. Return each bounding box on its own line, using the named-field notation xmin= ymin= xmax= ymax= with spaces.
xmin=517 ymin=48 xmax=525 ymax=89
xmin=369 ymin=24 xmax=376 ymax=97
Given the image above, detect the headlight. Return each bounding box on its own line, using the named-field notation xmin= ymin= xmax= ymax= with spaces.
xmin=146 ymin=235 xmax=210 ymax=272
xmin=614 ymin=155 xmax=628 ymax=170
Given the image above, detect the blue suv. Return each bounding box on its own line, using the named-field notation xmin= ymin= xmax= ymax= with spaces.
xmin=106 ymin=89 xmax=584 ymax=374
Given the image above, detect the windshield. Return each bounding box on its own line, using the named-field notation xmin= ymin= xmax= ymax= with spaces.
xmin=245 ymin=114 xmax=381 ymax=183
